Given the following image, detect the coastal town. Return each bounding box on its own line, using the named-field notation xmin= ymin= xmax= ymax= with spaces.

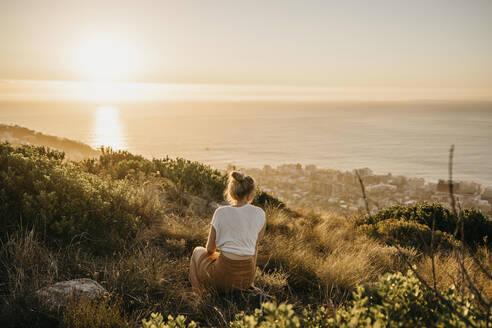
xmin=239 ymin=164 xmax=492 ymax=216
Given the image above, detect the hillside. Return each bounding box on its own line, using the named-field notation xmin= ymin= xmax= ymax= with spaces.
xmin=0 ymin=124 xmax=100 ymax=160
xmin=0 ymin=141 xmax=491 ymax=327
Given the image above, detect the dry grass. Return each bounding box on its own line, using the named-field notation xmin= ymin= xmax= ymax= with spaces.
xmin=416 ymin=247 xmax=492 ymax=302
xmin=0 ymin=230 xmax=60 ymax=327
xmin=62 ymin=296 xmax=128 ymax=328
xmin=258 ymin=206 xmax=418 ymax=303
xmin=0 ymin=229 xmax=58 ymax=298
xmin=0 ymin=191 xmax=489 ymax=327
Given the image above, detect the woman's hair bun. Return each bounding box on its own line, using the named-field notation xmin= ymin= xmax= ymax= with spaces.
xmin=231 ymin=171 xmax=245 ymax=182
xmin=225 ymin=170 xmax=256 ymax=203
xmin=244 ymin=176 xmax=254 ymax=185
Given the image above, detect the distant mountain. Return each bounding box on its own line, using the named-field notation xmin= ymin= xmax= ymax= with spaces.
xmin=0 ymin=124 xmax=99 ymax=160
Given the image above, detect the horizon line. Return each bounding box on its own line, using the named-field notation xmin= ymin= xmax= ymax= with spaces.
xmin=1 ymin=79 xmax=492 ymax=103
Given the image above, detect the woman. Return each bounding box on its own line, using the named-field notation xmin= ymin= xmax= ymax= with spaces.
xmin=189 ymin=171 xmax=266 ymax=294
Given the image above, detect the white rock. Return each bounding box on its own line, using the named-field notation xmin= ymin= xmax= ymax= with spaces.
xmin=36 ymin=278 xmax=107 ymax=311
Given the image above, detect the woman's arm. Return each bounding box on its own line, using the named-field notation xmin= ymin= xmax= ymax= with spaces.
xmin=257 ymin=222 xmax=266 ymax=242
xmin=254 ymin=221 xmax=267 ymax=263
xmin=206 ymin=225 xmax=217 ymax=255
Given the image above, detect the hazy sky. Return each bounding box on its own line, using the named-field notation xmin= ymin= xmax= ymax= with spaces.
xmin=1 ymin=0 xmax=491 ymax=100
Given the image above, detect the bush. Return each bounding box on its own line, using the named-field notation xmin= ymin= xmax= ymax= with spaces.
xmin=141 ymin=303 xmax=301 ymax=328
xmin=97 ymin=147 xmax=155 ymax=179
xmin=231 ymin=302 xmax=300 ymax=328
xmin=356 ymin=202 xmax=491 ymax=249
xmin=153 ymin=157 xmax=226 ymax=200
xmin=141 ymin=313 xmax=196 ymax=328
xmin=0 ymin=143 xmax=161 ymax=253
xmin=252 ymin=189 xmax=286 ymax=210
xmin=81 ymin=147 xmax=284 ymax=208
xmin=143 ymin=271 xmax=491 ymax=327
xmin=358 ymin=218 xmax=459 ymax=250
xmin=81 ymin=147 xmax=227 ymax=200
xmin=331 ymin=270 xmax=491 ymax=327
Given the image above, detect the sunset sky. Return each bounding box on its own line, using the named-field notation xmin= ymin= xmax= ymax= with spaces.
xmin=1 ymin=0 xmax=491 ymax=101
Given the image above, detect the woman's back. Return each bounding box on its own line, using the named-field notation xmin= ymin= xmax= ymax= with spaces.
xmin=189 ymin=171 xmax=265 ymax=293
xmin=211 ymin=204 xmax=265 ymax=256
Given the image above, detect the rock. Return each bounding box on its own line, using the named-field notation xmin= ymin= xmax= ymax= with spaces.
xmin=36 ymin=278 xmax=107 ymax=311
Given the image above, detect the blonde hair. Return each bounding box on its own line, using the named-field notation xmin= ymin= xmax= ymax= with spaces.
xmin=224 ymin=171 xmax=256 ymax=204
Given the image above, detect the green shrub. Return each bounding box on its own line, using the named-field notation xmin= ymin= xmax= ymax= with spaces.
xmin=80 ymin=147 xmax=156 ymax=179
xmin=1 ymin=142 xmax=282 ymax=254
xmin=357 ymin=202 xmax=491 ymax=249
xmin=253 ymin=189 xmax=286 ymax=209
xmin=99 ymin=147 xmax=155 ymax=179
xmin=0 ymin=143 xmax=161 ymax=253
xmin=231 ymin=302 xmax=300 ymax=328
xmin=460 ymin=208 xmax=491 ymax=246
xmin=142 ymin=303 xmax=301 ymax=328
xmin=81 ymin=147 xmax=283 ymax=208
xmin=153 ymin=157 xmax=226 ymax=200
xmin=301 ymin=306 xmax=332 ymax=328
xmin=81 ymin=147 xmax=227 ymax=200
xmin=141 ymin=313 xmax=196 ymax=328
xmin=331 ymin=270 xmax=491 ymax=328
xmin=357 ymin=218 xmax=459 ymax=250
xmin=143 ymin=270 xmax=490 ymax=327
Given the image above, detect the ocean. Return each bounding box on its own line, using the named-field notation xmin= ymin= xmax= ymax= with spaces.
xmin=1 ymin=101 xmax=491 ymax=186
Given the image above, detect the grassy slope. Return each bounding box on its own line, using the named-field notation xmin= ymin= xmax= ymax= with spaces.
xmin=0 ymin=142 xmax=490 ymax=327
xmin=0 ymin=124 xmax=100 ymax=160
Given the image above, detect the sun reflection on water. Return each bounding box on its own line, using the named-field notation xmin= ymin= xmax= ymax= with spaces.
xmin=92 ymin=106 xmax=125 ymax=150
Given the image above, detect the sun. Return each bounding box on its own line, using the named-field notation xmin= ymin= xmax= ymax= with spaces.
xmin=76 ymin=38 xmax=137 ymax=81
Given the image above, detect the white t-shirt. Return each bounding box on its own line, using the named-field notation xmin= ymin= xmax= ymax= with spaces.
xmin=211 ymin=204 xmax=266 ymax=256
